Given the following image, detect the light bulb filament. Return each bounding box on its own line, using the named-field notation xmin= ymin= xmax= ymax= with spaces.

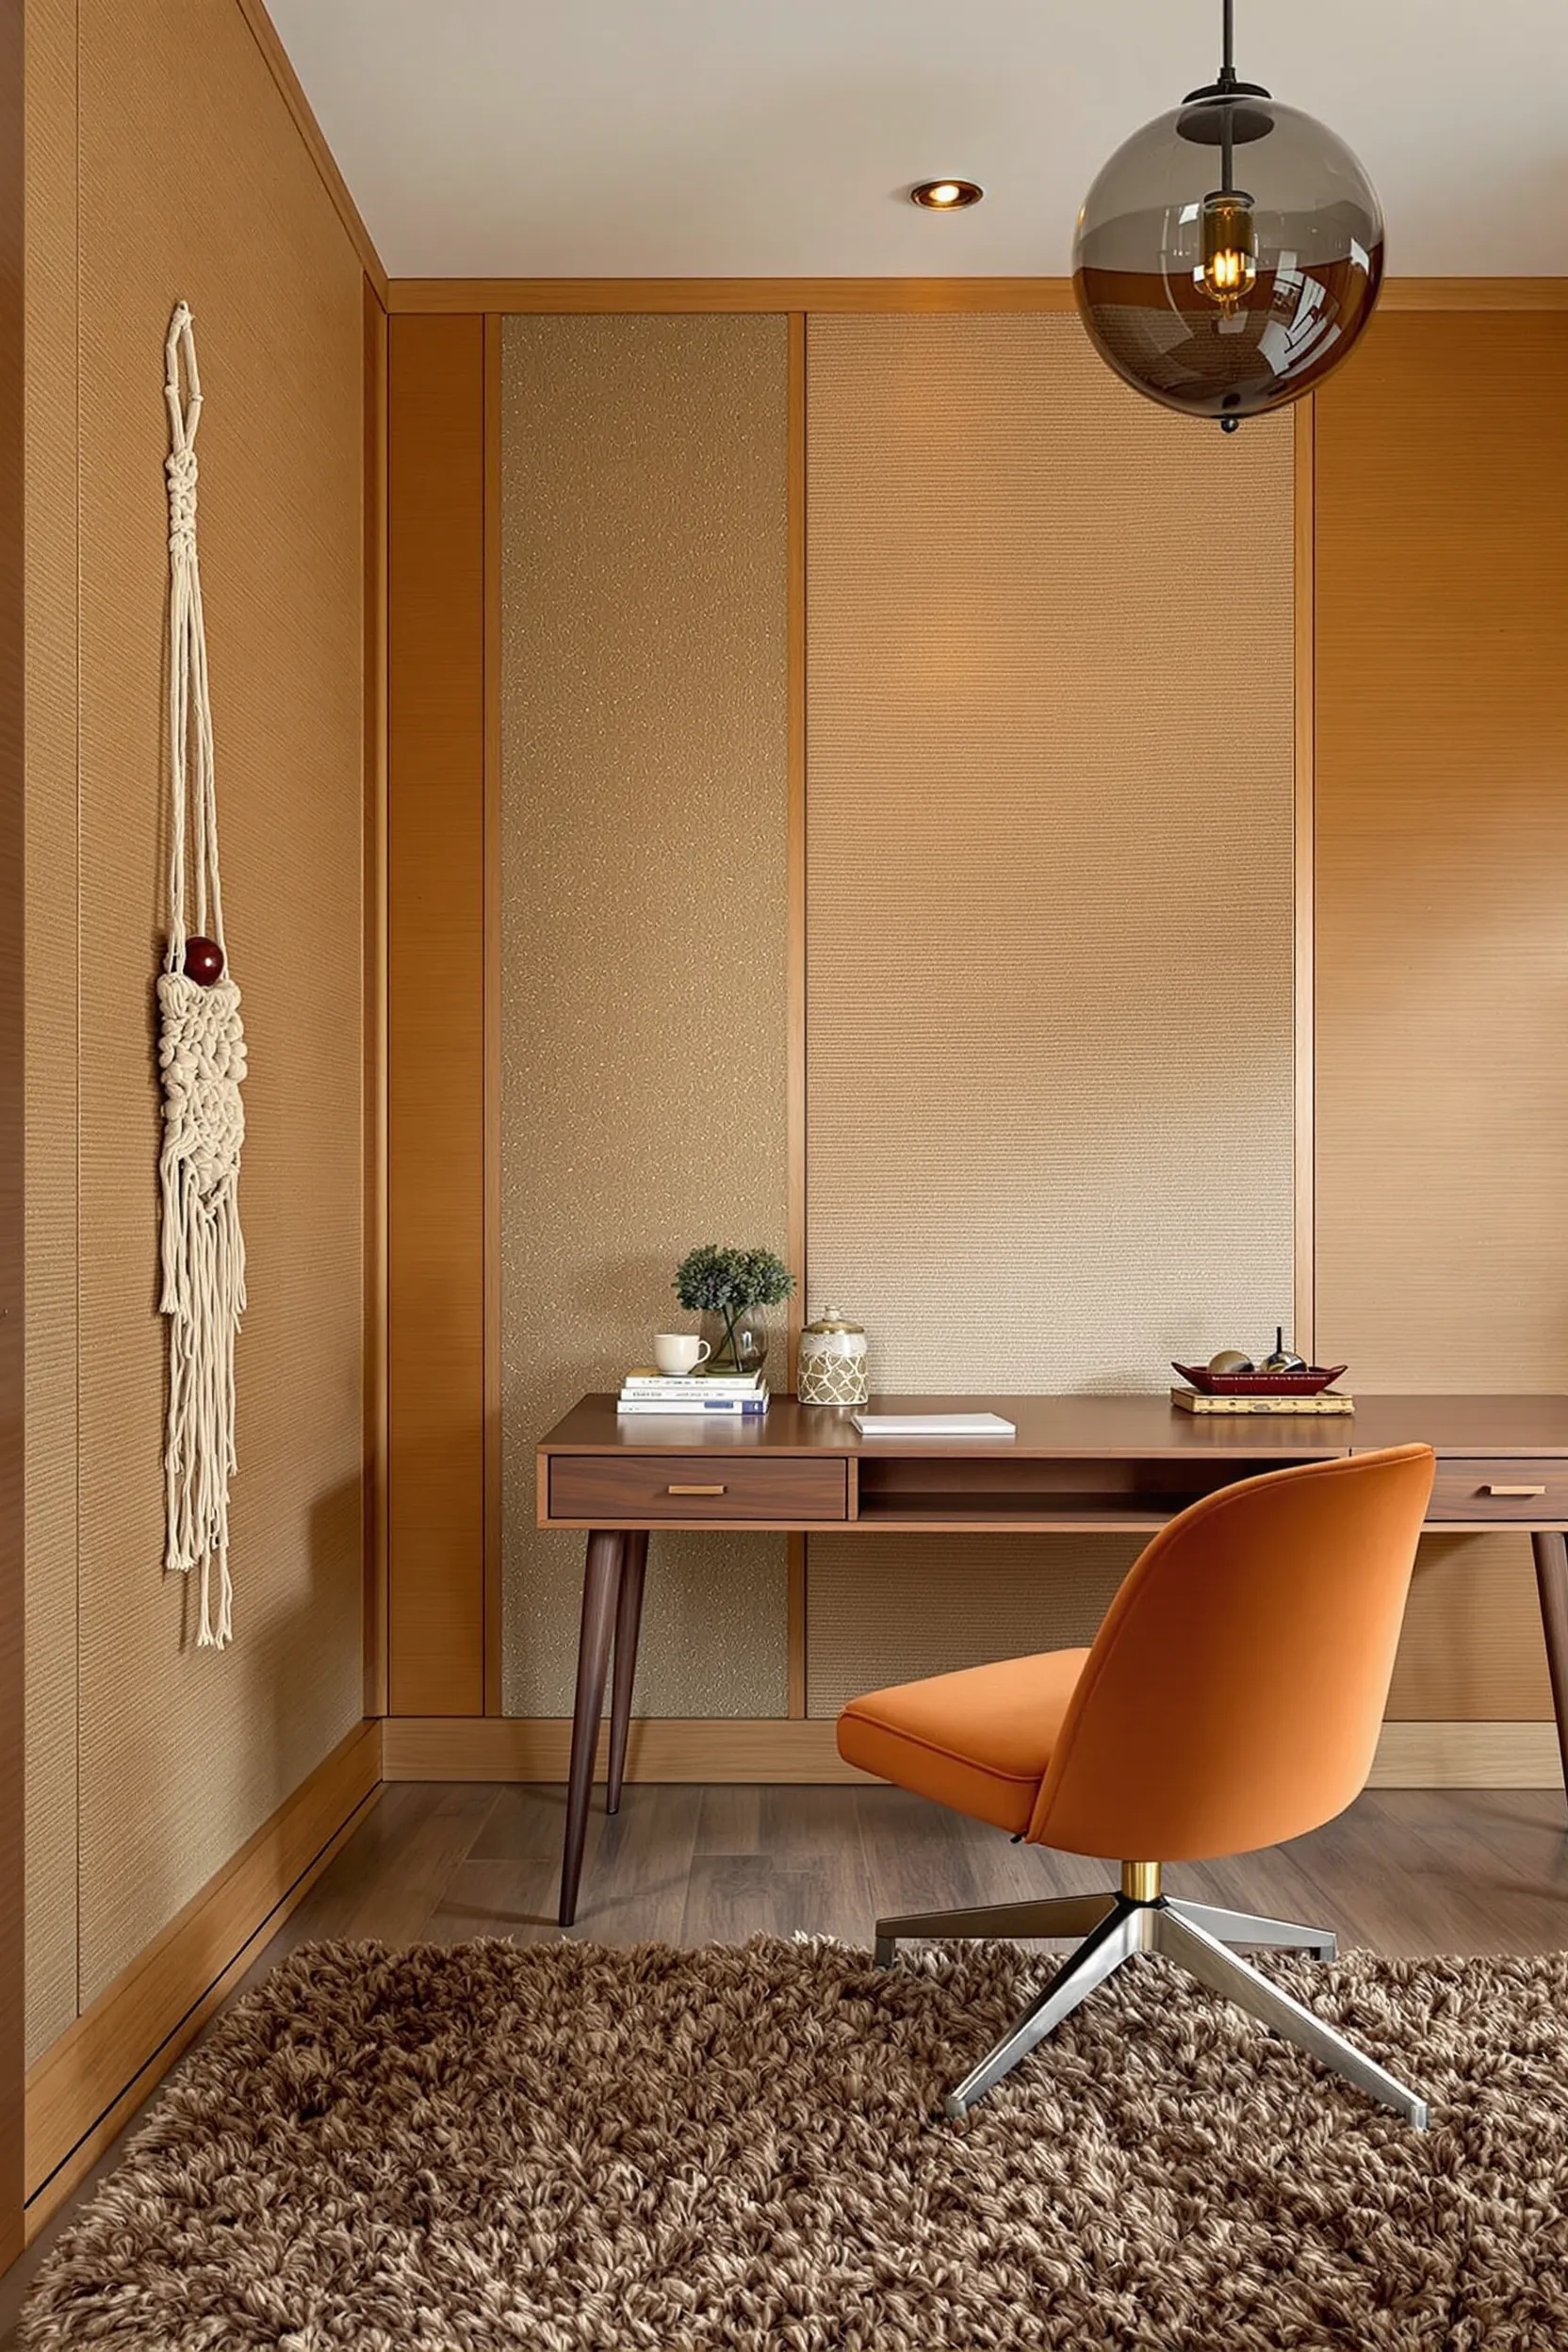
xmin=1195 ymin=188 xmax=1258 ymax=312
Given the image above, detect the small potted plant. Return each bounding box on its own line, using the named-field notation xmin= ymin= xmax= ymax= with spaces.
xmin=673 ymin=1245 xmax=795 ymax=1375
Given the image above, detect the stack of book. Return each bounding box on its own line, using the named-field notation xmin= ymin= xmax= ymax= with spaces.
xmin=615 ymin=1367 xmax=770 ymax=1417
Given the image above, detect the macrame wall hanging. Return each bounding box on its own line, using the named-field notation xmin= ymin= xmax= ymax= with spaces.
xmin=158 ymin=301 xmax=247 ymax=1649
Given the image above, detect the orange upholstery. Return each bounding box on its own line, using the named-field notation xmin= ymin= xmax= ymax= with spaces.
xmin=838 ymin=1649 xmax=1090 ymax=1835
xmin=837 ymin=1446 xmax=1435 ymax=1864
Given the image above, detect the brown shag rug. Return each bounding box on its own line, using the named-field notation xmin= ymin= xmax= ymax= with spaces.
xmin=22 ymin=1934 xmax=1568 ymax=2350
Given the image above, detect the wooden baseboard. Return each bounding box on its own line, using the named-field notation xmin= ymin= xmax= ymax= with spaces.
xmin=24 ymin=1718 xmax=383 ymax=2234
xmin=382 ymin=1715 xmax=849 ymax=1781
xmin=382 ymin=1713 xmax=1563 ymax=1790
xmin=1369 ymin=1721 xmax=1562 ymax=1787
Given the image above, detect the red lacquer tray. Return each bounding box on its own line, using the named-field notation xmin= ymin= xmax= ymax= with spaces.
xmin=1172 ymin=1363 xmax=1348 ymax=1396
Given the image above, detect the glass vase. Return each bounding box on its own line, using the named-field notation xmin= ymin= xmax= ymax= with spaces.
xmin=703 ymin=1308 xmax=770 ymax=1376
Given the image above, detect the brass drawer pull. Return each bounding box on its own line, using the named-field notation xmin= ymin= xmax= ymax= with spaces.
xmin=1483 ymin=1483 xmax=1547 ymax=1498
xmin=667 ymin=1482 xmax=726 ymax=1496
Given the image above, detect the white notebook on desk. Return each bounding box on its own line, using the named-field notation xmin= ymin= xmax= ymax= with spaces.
xmin=851 ymin=1411 xmax=1017 ymax=1438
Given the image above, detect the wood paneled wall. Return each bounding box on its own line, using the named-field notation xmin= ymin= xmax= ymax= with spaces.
xmin=1315 ymin=310 xmax=1568 ymax=1724
xmin=383 ymin=289 xmax=1568 ymax=1776
xmin=24 ymin=0 xmax=368 ymax=2082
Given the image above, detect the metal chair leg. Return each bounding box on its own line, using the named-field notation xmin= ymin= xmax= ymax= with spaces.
xmin=941 ymin=1902 xmax=1142 ymax=2118
xmin=874 ymin=1890 xmax=1117 ymax=1968
xmin=1166 ymin=1897 xmax=1337 ymax=1959
xmin=1155 ymin=1905 xmax=1428 ymax=2128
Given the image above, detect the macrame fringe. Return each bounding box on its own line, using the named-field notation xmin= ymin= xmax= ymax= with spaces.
xmin=159 ymin=302 xmax=246 ymax=1648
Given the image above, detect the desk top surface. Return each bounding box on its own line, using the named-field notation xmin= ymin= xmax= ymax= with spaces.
xmin=539 ymin=1393 xmax=1568 ymax=1461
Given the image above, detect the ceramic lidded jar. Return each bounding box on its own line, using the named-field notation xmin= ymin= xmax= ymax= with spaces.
xmin=796 ymin=1309 xmax=870 ymax=1407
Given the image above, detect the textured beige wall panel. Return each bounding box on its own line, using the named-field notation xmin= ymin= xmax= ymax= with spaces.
xmin=499 ymin=317 xmax=790 ymax=1718
xmin=24 ymin=0 xmax=82 ymax=2064
xmin=71 ymin=0 xmax=366 ymax=2010
xmin=804 ymin=315 xmax=1294 ymax=1709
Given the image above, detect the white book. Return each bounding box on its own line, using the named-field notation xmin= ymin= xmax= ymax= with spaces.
xmin=621 ymin=1371 xmax=763 ymax=1396
xmin=616 ymin=1396 xmax=769 ymax=1415
xmin=851 ymin=1411 xmax=1016 ymax=1438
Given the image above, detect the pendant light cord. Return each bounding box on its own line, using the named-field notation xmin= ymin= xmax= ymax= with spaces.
xmin=1219 ymin=0 xmax=1236 ymax=187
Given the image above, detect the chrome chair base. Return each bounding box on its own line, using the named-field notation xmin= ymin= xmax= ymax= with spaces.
xmin=874 ymin=1888 xmax=1427 ymax=2130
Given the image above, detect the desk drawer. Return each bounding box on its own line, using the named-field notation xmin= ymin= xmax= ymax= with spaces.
xmin=550 ymin=1453 xmax=848 ymax=1524
xmin=1428 ymin=1458 xmax=1568 ymax=1523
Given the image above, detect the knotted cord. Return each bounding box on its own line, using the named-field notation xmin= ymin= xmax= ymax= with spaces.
xmin=157 ymin=302 xmax=247 ymax=1648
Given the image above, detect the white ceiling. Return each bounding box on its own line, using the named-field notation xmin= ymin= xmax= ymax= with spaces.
xmin=268 ymin=0 xmax=1568 ymax=280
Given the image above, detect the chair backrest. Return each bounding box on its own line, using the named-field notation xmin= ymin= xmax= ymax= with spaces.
xmin=1028 ymin=1444 xmax=1435 ymax=1863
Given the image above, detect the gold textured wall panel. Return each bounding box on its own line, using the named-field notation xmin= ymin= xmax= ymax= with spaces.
xmin=805 ymin=315 xmax=1294 ymax=1712
xmin=1315 ymin=314 xmax=1568 ymax=1724
xmin=47 ymin=0 xmax=368 ymax=2015
xmin=24 ymin=0 xmax=80 ymax=2065
xmin=499 ymin=318 xmax=791 ymax=1717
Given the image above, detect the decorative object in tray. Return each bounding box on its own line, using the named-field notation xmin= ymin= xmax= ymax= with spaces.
xmin=1171 ymin=1332 xmax=1352 ymax=1415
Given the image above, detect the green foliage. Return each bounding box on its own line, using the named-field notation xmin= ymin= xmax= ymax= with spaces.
xmin=674 ymin=1245 xmax=796 ymax=1316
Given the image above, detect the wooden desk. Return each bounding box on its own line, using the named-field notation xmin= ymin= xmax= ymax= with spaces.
xmin=537 ymin=1394 xmax=1568 ymax=1924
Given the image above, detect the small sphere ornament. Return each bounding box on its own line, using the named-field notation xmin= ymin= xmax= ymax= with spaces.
xmin=797 ymin=1309 xmax=870 ymax=1408
xmin=1259 ymin=1326 xmax=1307 ymax=1373
xmin=182 ymin=935 xmax=225 ymax=987
xmin=1072 ymin=2 xmax=1383 ymax=426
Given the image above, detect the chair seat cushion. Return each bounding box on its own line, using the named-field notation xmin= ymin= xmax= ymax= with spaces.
xmin=837 ymin=1648 xmax=1090 ymax=1836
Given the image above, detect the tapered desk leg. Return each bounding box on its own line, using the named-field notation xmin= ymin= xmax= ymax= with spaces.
xmin=1532 ymin=1530 xmax=1568 ymax=1801
xmin=560 ymin=1529 xmax=626 ymax=1928
xmin=606 ymin=1530 xmax=648 ymax=1817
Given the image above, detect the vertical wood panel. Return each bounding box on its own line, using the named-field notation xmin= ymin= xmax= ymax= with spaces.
xmin=0 ymin=0 xmax=24 ymax=2262
xmin=22 ymin=0 xmax=80 ymax=2070
xmin=1293 ymin=395 xmax=1316 ymax=1363
xmin=363 ymin=276 xmax=388 ymax=1718
xmin=786 ymin=312 xmax=808 ymax=1721
xmin=1315 ymin=311 xmax=1568 ymax=1721
xmin=482 ymin=316 xmax=504 ymax=1716
xmin=386 ymin=313 xmax=486 ymax=1715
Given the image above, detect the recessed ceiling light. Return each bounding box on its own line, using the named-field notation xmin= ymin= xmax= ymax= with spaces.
xmin=910 ymin=179 xmax=984 ymax=210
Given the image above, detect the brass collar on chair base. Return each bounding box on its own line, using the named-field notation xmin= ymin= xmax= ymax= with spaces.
xmin=1120 ymin=1861 xmax=1163 ymax=1903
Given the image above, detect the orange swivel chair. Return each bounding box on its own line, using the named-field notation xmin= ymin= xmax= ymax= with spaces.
xmin=838 ymin=1445 xmax=1436 ymax=2127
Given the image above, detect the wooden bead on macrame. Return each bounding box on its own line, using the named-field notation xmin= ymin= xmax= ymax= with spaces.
xmin=183 ymin=935 xmax=224 ymax=986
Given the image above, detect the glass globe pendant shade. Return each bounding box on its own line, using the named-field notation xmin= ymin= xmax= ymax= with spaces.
xmin=1072 ymin=88 xmax=1383 ymax=426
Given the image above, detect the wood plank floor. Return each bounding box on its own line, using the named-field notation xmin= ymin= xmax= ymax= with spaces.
xmin=5 ymin=1778 xmax=1567 ymax=2335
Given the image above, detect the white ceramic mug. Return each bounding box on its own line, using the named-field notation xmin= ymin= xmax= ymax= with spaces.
xmin=654 ymin=1332 xmax=712 ymax=1377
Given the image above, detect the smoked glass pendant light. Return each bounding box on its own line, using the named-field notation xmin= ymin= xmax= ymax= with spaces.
xmin=1072 ymin=0 xmax=1383 ymax=428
